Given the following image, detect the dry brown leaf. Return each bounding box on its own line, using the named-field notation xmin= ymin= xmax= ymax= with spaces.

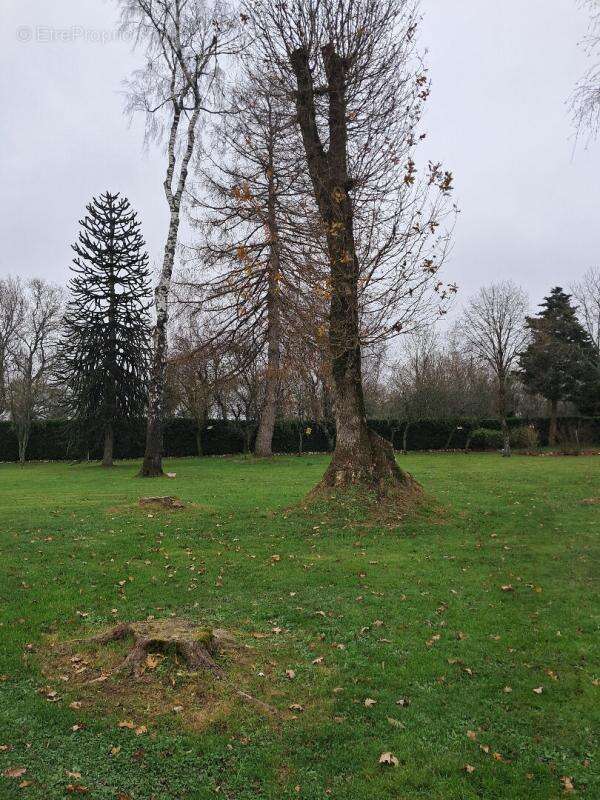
xmin=117 ymin=720 xmax=135 ymax=730
xmin=533 ymin=686 xmax=543 ymax=694
xmin=466 ymin=730 xmax=477 ymax=741
xmin=464 ymin=764 xmax=476 ymax=774
xmin=378 ymin=752 xmax=399 ymax=767
xmin=3 ymin=767 xmax=27 ymax=779
xmin=364 ymin=698 xmax=377 ymax=708
xmin=285 ymin=669 xmax=296 ymax=680
xmin=560 ymin=776 xmax=575 ymax=793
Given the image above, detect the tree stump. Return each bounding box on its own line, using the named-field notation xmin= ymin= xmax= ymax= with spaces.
xmin=138 ymin=496 xmax=185 ymax=509
xmin=91 ymin=619 xmax=233 ymax=679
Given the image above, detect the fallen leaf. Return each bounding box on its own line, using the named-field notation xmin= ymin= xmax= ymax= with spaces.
xmin=134 ymin=726 xmax=148 ymax=736
xmin=533 ymin=686 xmax=543 ymax=694
xmin=386 ymin=717 xmax=404 ymax=728
xmin=3 ymin=767 xmax=27 ymax=779
xmin=285 ymin=669 xmax=296 ymax=679
xmin=466 ymin=730 xmax=477 ymax=741
xmin=464 ymin=764 xmax=476 ymax=774
xmin=396 ymin=697 xmax=410 ymax=707
xmin=426 ymin=634 xmax=441 ymax=646
xmin=364 ymin=698 xmax=377 ymax=708
xmin=500 ymin=584 xmax=514 ymax=592
xmin=560 ymin=776 xmax=575 ymax=793
xmin=289 ymin=703 xmax=304 ymax=712
xmin=117 ymin=720 xmax=135 ymax=730
xmin=66 ymin=785 xmax=88 ymax=794
xmin=378 ymin=752 xmax=399 ymax=767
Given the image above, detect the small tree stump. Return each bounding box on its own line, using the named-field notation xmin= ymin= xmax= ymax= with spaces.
xmin=139 ymin=496 xmax=185 ymax=509
xmin=91 ymin=619 xmax=232 ymax=679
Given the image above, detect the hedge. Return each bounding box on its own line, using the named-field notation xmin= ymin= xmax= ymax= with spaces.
xmin=1 ymin=415 xmax=599 ymax=462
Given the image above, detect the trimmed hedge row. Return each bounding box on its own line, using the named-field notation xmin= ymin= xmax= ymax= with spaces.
xmin=1 ymin=415 xmax=599 ymax=462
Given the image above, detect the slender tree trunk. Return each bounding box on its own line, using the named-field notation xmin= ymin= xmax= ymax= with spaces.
xmin=403 ymin=421 xmax=411 ymax=454
xmin=18 ymin=427 xmax=28 ymax=465
xmin=255 ymin=158 xmax=282 ymax=458
xmin=102 ymin=422 xmax=114 ymax=467
xmin=548 ymin=399 xmax=558 ymax=447
xmin=140 ymin=102 xmax=200 ymax=478
xmin=498 ymin=382 xmax=511 ymax=457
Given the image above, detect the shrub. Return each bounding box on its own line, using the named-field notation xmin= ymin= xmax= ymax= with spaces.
xmin=469 ymin=428 xmax=505 ymax=451
xmin=510 ymin=425 xmax=540 ymax=451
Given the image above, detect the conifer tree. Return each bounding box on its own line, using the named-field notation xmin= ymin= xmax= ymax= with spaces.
xmin=520 ymin=287 xmax=598 ymax=445
xmin=61 ymin=192 xmax=152 ymax=466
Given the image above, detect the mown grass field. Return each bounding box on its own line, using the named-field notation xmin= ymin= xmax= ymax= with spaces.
xmin=0 ymin=453 xmax=598 ymax=799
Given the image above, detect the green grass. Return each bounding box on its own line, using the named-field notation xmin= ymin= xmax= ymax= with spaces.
xmin=0 ymin=453 xmax=598 ymax=799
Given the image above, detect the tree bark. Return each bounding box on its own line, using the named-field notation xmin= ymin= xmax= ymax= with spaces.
xmin=290 ymin=44 xmax=413 ymax=493
xmin=102 ymin=422 xmax=114 ymax=467
xmin=255 ymin=155 xmax=282 ymax=458
xmin=139 ymin=102 xmax=200 ymax=477
xmin=498 ymin=381 xmax=511 ymax=457
xmin=548 ymin=398 xmax=558 ymax=447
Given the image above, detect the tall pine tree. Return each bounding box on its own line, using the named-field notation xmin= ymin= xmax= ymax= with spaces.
xmin=61 ymin=192 xmax=152 ymax=466
xmin=519 ymin=287 xmax=598 ymax=445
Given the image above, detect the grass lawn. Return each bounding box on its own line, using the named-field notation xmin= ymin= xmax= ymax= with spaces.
xmin=0 ymin=453 xmax=598 ymax=799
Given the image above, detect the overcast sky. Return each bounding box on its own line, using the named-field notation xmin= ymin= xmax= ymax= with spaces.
xmin=1 ymin=0 xmax=599 ymax=317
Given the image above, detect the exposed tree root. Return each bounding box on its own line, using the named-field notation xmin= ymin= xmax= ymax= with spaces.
xmin=90 ymin=619 xmax=229 ymax=679
xmin=138 ymin=496 xmax=185 ymax=509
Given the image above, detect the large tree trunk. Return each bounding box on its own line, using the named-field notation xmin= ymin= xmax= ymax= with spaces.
xmin=102 ymin=422 xmax=114 ymax=468
xmin=548 ymin=398 xmax=558 ymax=447
xmin=290 ymin=44 xmax=414 ymax=494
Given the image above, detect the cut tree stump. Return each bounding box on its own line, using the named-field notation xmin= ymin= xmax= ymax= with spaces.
xmin=138 ymin=496 xmax=185 ymax=509
xmin=91 ymin=619 xmax=233 ymax=679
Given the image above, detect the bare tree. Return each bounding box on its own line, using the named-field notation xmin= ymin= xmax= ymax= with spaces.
xmin=572 ymin=0 xmax=600 ymax=141
xmin=180 ymin=64 xmax=309 ymax=458
xmin=6 ymin=280 xmax=63 ymax=464
xmin=0 ymin=277 xmax=24 ymax=415
xmin=167 ymin=313 xmax=238 ymax=453
xmin=248 ymin=0 xmax=456 ymax=494
xmin=460 ymin=281 xmax=529 ymax=456
xmin=120 ymin=0 xmax=238 ymax=476
xmin=572 ymin=266 xmax=600 ymax=349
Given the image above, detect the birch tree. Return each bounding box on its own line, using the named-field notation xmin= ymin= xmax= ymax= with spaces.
xmin=460 ymin=282 xmax=529 ymax=456
xmin=248 ymin=0 xmax=456 ymax=495
xmin=120 ymin=0 xmax=238 ymax=476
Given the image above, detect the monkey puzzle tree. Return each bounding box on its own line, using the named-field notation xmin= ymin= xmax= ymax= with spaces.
xmin=249 ymin=0 xmax=456 ymax=495
xmin=61 ymin=192 xmax=152 ymax=466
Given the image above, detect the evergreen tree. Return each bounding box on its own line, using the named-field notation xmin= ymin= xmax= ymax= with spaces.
xmin=519 ymin=287 xmax=598 ymax=444
xmin=61 ymin=192 xmax=152 ymax=466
